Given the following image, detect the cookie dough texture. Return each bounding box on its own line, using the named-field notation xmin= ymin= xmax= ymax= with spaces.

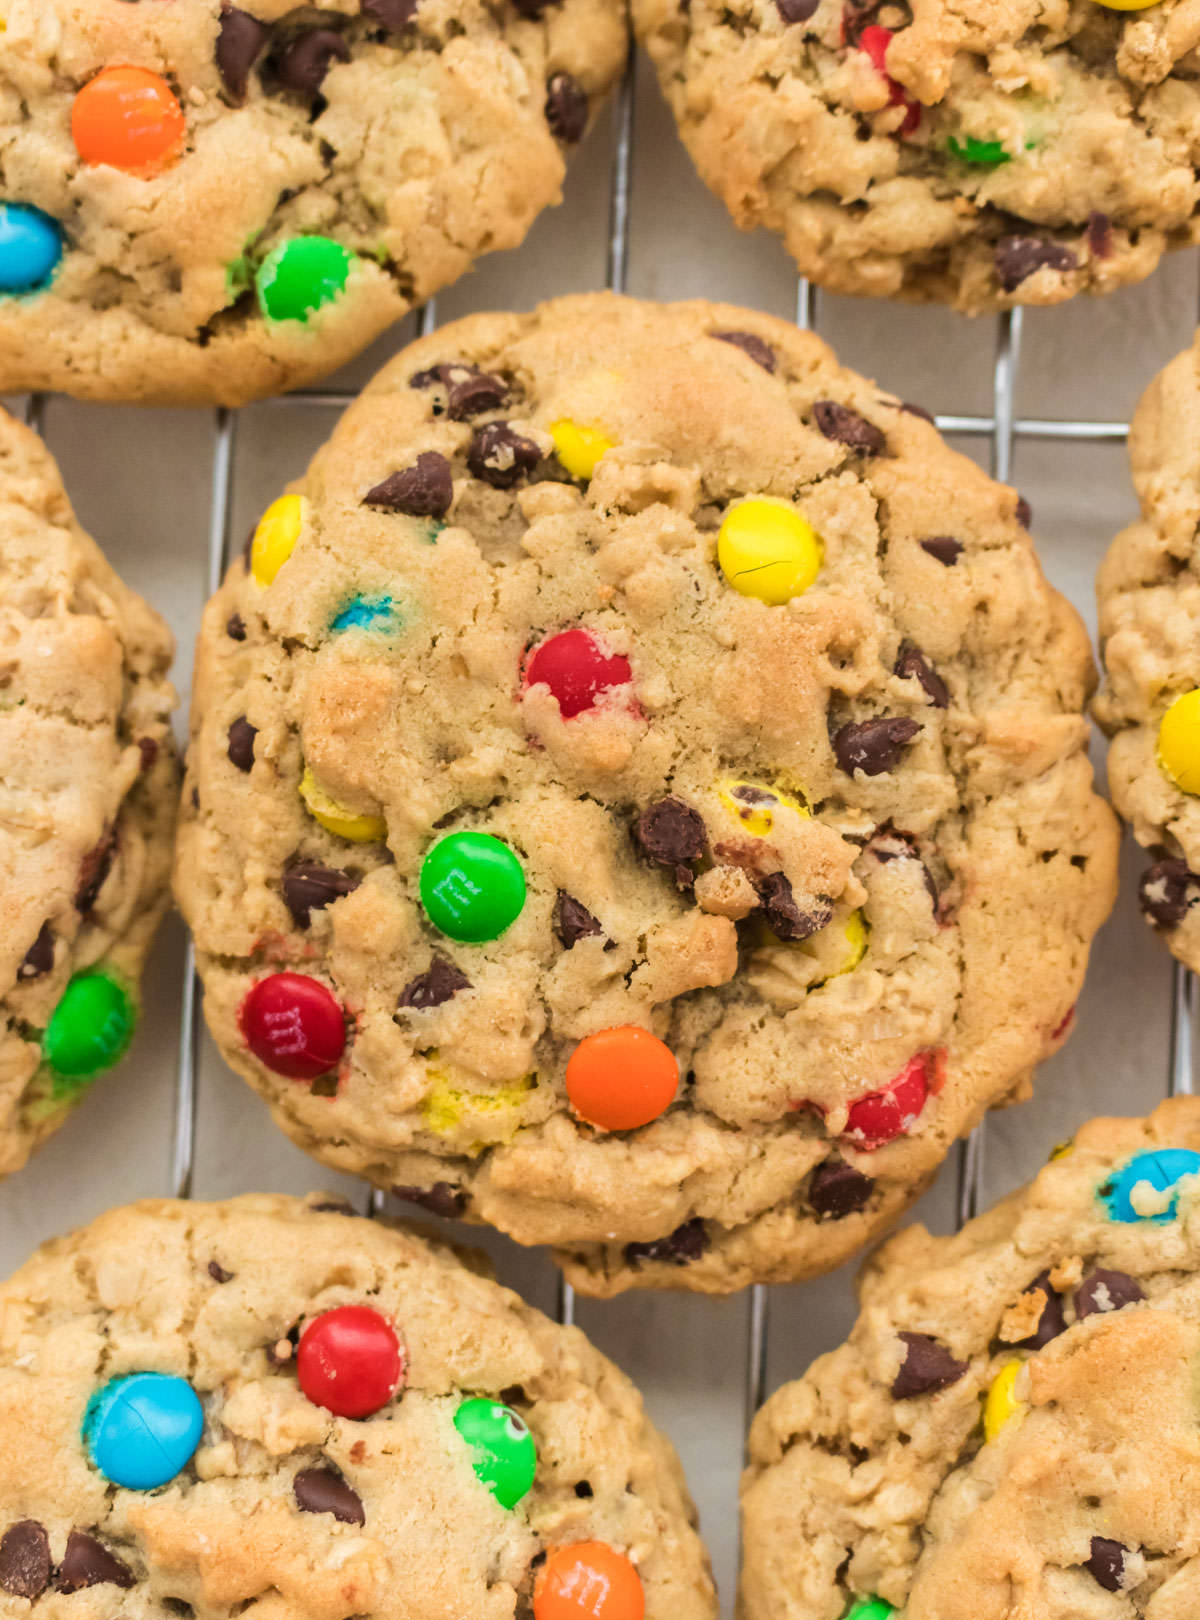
xmin=0 ymin=1193 xmax=716 ymax=1620
xmin=0 ymin=0 xmax=626 ymax=405
xmin=0 ymin=411 xmax=176 ymax=1181
xmin=634 ymin=0 xmax=1200 ymax=311
xmin=742 ymin=1099 xmax=1200 ymax=1620
xmin=177 ymin=293 xmax=1118 ymax=1296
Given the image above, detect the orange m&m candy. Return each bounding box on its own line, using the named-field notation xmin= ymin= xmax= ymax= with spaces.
xmin=565 ymin=1026 xmax=678 ymax=1132
xmin=72 ymin=66 xmax=186 ymax=176
xmin=534 ymin=1543 xmax=645 ymax=1620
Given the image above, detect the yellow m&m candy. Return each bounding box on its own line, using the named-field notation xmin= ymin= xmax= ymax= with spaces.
xmin=718 ymin=779 xmax=809 ymax=837
xmin=1092 ymin=0 xmax=1158 ymax=10
xmin=983 ymin=1360 xmax=1026 ymax=1441
xmin=1158 ymin=689 xmax=1200 ymax=793
xmin=300 ymin=766 xmax=386 ymax=843
xmin=550 ymin=419 xmax=615 ymax=481
xmin=250 ymin=494 xmax=306 ymax=586
xmin=717 ymin=498 xmax=823 ymax=605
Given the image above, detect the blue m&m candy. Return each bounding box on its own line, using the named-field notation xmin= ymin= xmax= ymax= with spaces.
xmin=1103 ymin=1148 xmax=1200 ymax=1223
xmin=0 ymin=204 xmax=63 ymax=294
xmin=84 ymin=1373 xmax=204 ymax=1490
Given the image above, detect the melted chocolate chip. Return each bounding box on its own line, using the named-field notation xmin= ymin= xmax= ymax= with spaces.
xmin=634 ymin=796 xmax=707 ymax=888
xmin=217 ymin=6 xmax=270 ymax=102
xmin=0 ymin=1521 xmax=50 ymax=1600
xmin=226 ymin=612 xmax=247 ymax=641
xmin=18 ymin=922 xmax=54 ymax=981
xmin=361 ymin=0 xmax=418 ymax=25
xmin=895 ymin=642 xmax=949 ymax=708
xmin=1085 ymin=1537 xmax=1128 ymax=1592
xmin=813 ymin=400 xmax=886 ymax=455
xmin=624 ymin=1218 xmax=709 ymax=1267
xmin=138 ymin=737 xmax=159 ymax=772
xmin=397 ymin=956 xmax=471 ymax=1009
xmin=445 ymin=367 xmax=508 ymax=421
xmin=467 ymin=422 xmax=541 ymax=490
xmin=364 ymin=452 xmax=454 ymax=519
xmin=1011 ymin=1270 xmax=1066 ymax=1349
xmin=1139 ymin=858 xmax=1198 ymax=930
xmin=1015 ymin=495 xmax=1033 ymax=529
xmin=1075 ymin=1268 xmax=1144 ymax=1319
xmin=392 ymin=1181 xmax=466 ymax=1218
xmin=833 ymin=717 xmax=922 ymax=776
xmin=57 ymin=1532 xmax=135 ymax=1592
xmin=555 ymin=890 xmax=604 ymax=949
xmin=808 ymin=1159 xmax=873 ymax=1219
xmin=891 ymin=1332 xmax=968 ymax=1398
xmin=712 ymin=330 xmax=776 ymax=372
xmin=545 ymin=73 xmax=589 ymax=142
xmin=294 ymin=1466 xmax=366 ymax=1525
xmin=757 ymin=871 xmax=831 ymax=941
xmin=283 ymin=862 xmax=360 ymax=928
xmin=208 ymin=1260 xmax=233 ymax=1283
xmin=276 ymin=28 xmax=350 ymax=95
xmin=76 ymin=830 xmax=116 ymax=912
xmin=776 ymin=0 xmax=819 ymax=19
xmin=1087 ymin=210 xmax=1113 ymax=259
xmin=227 ymin=717 xmax=257 ymax=772
xmin=994 ymin=236 xmax=1077 ymax=293
xmin=920 ymin=536 xmax=962 ymax=566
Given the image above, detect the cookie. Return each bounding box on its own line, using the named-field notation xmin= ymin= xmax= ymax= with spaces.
xmin=0 ymin=1 xmax=626 ymax=405
xmin=741 ymin=1099 xmax=1200 ymax=1620
xmin=0 ymin=411 xmax=177 ymax=1181
xmin=634 ymin=0 xmax=1200 ymax=311
xmin=175 ymin=292 xmax=1118 ymax=1296
xmin=0 ymin=1192 xmax=716 ymax=1619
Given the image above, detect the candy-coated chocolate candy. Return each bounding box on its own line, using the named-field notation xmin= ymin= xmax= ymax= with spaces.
xmin=983 ymin=1359 xmax=1026 ymax=1441
xmin=534 ymin=1542 xmax=645 ymax=1620
xmin=827 ymin=909 xmax=868 ymax=976
xmin=330 ymin=594 xmax=396 ymax=633
xmin=239 ymin=971 xmax=346 ymax=1080
xmin=525 ymin=629 xmax=632 ymax=719
xmin=843 ymin=1049 xmax=937 ymax=1149
xmin=717 ymin=779 xmax=808 ymax=837
xmin=297 ymin=1305 xmax=404 ymax=1418
xmin=946 ymin=135 xmax=1010 ymax=166
xmin=72 ymin=66 xmax=186 ymax=176
xmin=1103 ymin=1147 xmax=1200 ymax=1223
xmin=844 ymin=1601 xmax=895 ymax=1620
xmin=859 ymin=26 xmax=920 ymax=135
xmin=717 ymin=498 xmax=822 ymax=604
xmin=420 ymin=832 xmax=526 ymax=943
xmin=256 ymin=236 xmax=355 ymax=323
xmin=566 ymin=1025 xmax=678 ymax=1132
xmin=550 ymin=420 xmax=614 ymax=481
xmin=84 ymin=1373 xmax=204 ymax=1490
xmin=250 ymin=493 xmax=305 ymax=585
xmin=1092 ymin=0 xmax=1159 ymax=9
xmin=1157 ymin=689 xmax=1200 ymax=792
xmin=1048 ymin=1138 xmax=1074 ymax=1162
xmin=453 ymin=1397 xmax=537 ymax=1508
xmin=0 ymin=204 xmax=64 ymax=294
xmin=43 ymin=971 xmax=135 ymax=1087
xmin=300 ymin=767 xmax=386 ymax=843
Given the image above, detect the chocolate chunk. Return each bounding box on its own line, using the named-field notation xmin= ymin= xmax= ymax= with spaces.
xmin=813 ymin=400 xmax=886 ymax=455
xmin=1075 ymin=1268 xmax=1145 ymax=1319
xmin=1085 ymin=1537 xmax=1128 ymax=1592
xmin=364 ymin=452 xmax=453 ymax=519
xmin=555 ymin=890 xmax=603 ymax=949
xmin=76 ymin=830 xmax=116 ymax=912
xmin=283 ymin=862 xmax=360 ymax=928
xmin=217 ymin=6 xmax=270 ymax=102
xmin=1015 ymin=495 xmax=1033 ymax=528
xmin=920 ymin=536 xmax=962 ymax=566
xmin=1139 ymin=858 xmax=1198 ymax=930
xmin=757 ymin=871 xmax=831 ymax=941
xmin=227 ymin=717 xmax=257 ymax=772
xmin=1011 ymin=1270 xmax=1066 ymax=1349
xmin=18 ymin=922 xmax=54 ymax=981
xmin=891 ymin=1332 xmax=968 ymax=1398
xmin=712 ymin=330 xmax=777 ymax=372
xmin=545 ymin=73 xmax=589 ymax=143
xmin=392 ymin=1181 xmax=466 ymax=1218
xmin=0 ymin=1521 xmax=50 ymax=1600
xmin=361 ymin=0 xmax=418 ymax=26
xmin=895 ymin=642 xmax=949 ymax=708
xmin=57 ymin=1532 xmax=135 ymax=1592
xmin=776 ymin=0 xmax=820 ymax=20
xmin=808 ymin=1159 xmax=873 ymax=1219
xmin=294 ymin=1466 xmax=366 ymax=1525
xmin=624 ymin=1218 xmax=709 ymax=1267
xmin=445 ymin=368 xmax=508 ymax=421
xmin=226 ymin=612 xmax=247 ymax=641
xmin=208 ymin=1260 xmax=233 ymax=1283
xmin=635 ymin=796 xmax=707 ymax=888
xmin=1087 ymin=210 xmax=1113 ymax=259
xmin=276 ymin=28 xmax=350 ymax=95
xmin=467 ymin=422 xmax=541 ymax=490
xmin=994 ymin=235 xmax=1077 ymax=293
xmin=138 ymin=737 xmax=159 ymax=771
xmin=397 ymin=956 xmax=471 ymax=1009
xmin=833 ymin=717 xmax=922 ymax=776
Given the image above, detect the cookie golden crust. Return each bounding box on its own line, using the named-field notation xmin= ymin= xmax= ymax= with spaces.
xmin=634 ymin=0 xmax=1200 ymax=312
xmin=741 ymin=1099 xmax=1200 ymax=1620
xmin=0 ymin=1 xmax=626 ymax=406
xmin=0 ymin=411 xmax=177 ymax=1182
xmin=176 ymin=292 xmax=1117 ymax=1296
xmin=0 ymin=1193 xmax=716 ymax=1619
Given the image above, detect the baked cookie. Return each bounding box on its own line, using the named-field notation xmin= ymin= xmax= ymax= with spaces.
xmin=634 ymin=0 xmax=1200 ymax=311
xmin=0 ymin=1 xmax=626 ymax=406
xmin=0 ymin=411 xmax=176 ymax=1181
xmin=741 ymin=1099 xmax=1200 ymax=1620
xmin=0 ymin=1192 xmax=716 ymax=1620
xmin=176 ymin=292 xmax=1118 ymax=1296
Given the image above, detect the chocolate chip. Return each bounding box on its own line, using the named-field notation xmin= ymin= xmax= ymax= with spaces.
xmin=397 ymin=956 xmax=471 ymax=1009
xmin=808 ymin=1159 xmax=873 ymax=1219
xmin=227 ymin=717 xmax=257 ymax=772
xmin=467 ymin=422 xmax=541 ymax=490
xmin=1011 ymin=1271 xmax=1066 ymax=1349
xmin=409 ymin=365 xmax=446 ymax=391
xmin=712 ymin=330 xmax=777 ymax=372
xmin=217 ymin=6 xmax=270 ymax=102
xmin=757 ymin=871 xmax=832 ymax=941
xmin=920 ymin=536 xmax=962 ymax=566
xmin=813 ymin=400 xmax=886 ymax=455
xmin=0 ymin=1522 xmax=50 ymax=1600
xmin=545 ymin=73 xmax=589 ymax=143
xmin=282 ymin=862 xmax=360 ymax=928
xmin=361 ymin=0 xmax=418 ymax=26
xmin=1075 ymin=1268 xmax=1144 ymax=1319
xmin=138 ymin=737 xmax=159 ymax=772
xmin=392 ymin=1181 xmax=466 ymax=1218
xmin=891 ymin=1332 xmax=968 ymax=1398
xmin=226 ymin=612 xmax=247 ymax=641
xmin=1139 ymin=858 xmax=1197 ymax=929
xmin=895 ymin=642 xmax=949 ymax=709
xmin=364 ymin=451 xmax=454 ymax=519
xmin=555 ymin=890 xmax=603 ymax=949
xmin=18 ymin=922 xmax=54 ymax=981
xmin=76 ymin=830 xmax=116 ymax=912
xmin=994 ymin=235 xmax=1077 ymax=293
xmin=634 ymin=796 xmax=707 ymax=888
xmin=1015 ymin=495 xmax=1033 ymax=529
xmin=624 ymin=1218 xmax=709 ymax=1267
xmin=276 ymin=28 xmax=350 ymax=95
xmin=57 ymin=1532 xmax=135 ymax=1592
xmin=1087 ymin=210 xmax=1113 ymax=259
xmin=294 ymin=1466 xmax=366 ymax=1525
xmin=775 ymin=0 xmax=819 ymax=19
xmin=1085 ymin=1537 xmax=1128 ymax=1592
xmin=208 ymin=1260 xmax=233 ymax=1283
xmin=445 ymin=367 xmax=508 ymax=421
xmin=833 ymin=717 xmax=922 ymax=776
xmin=574 ymin=1480 xmax=594 ymax=1498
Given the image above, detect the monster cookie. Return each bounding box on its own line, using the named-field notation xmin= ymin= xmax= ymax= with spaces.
xmin=741 ymin=1100 xmax=1200 ymax=1620
xmin=0 ymin=1193 xmax=716 ymax=1619
xmin=634 ymin=0 xmax=1200 ymax=311
xmin=176 ymin=293 xmax=1118 ymax=1295
xmin=0 ymin=411 xmax=176 ymax=1181
xmin=0 ymin=1 xmax=626 ymax=405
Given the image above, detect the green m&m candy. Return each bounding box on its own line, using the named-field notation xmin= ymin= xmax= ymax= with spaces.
xmin=419 ymin=832 xmax=526 ymax=943
xmin=453 ymin=1397 xmax=536 ymax=1509
xmin=946 ymin=135 xmax=1010 ymax=166
xmin=43 ymin=971 xmax=135 ymax=1093
xmin=845 ymin=1600 xmax=895 ymax=1620
xmin=255 ymin=236 xmax=355 ymax=323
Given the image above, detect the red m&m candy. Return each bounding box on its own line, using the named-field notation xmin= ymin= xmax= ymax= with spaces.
xmin=524 ymin=630 xmax=632 ymax=720
xmin=239 ymin=972 xmax=345 ymax=1080
xmin=859 ymin=27 xmax=920 ymax=136
xmin=842 ymin=1049 xmax=942 ymax=1150
xmin=297 ymin=1306 xmax=405 ymax=1419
